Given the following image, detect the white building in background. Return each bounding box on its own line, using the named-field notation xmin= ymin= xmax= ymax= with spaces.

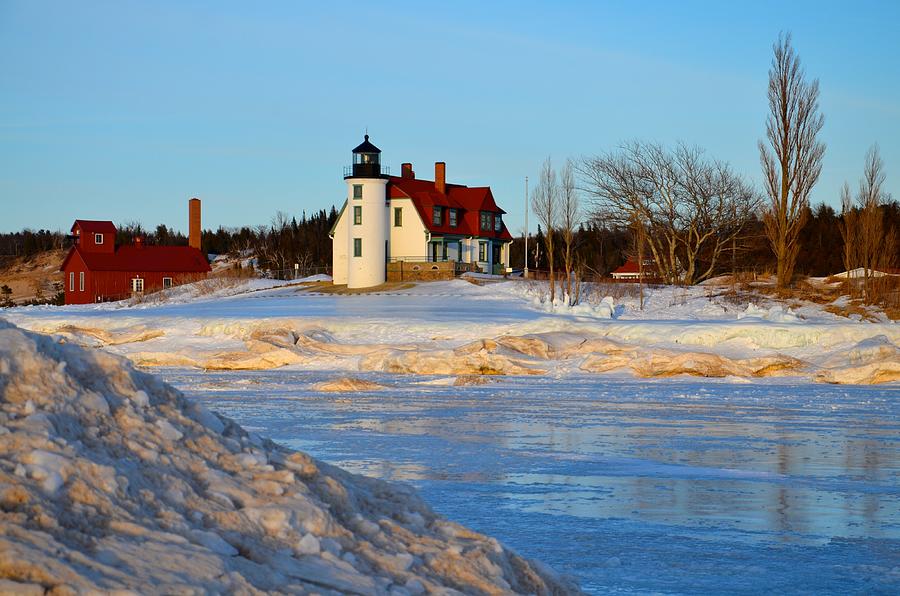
xmin=330 ymin=136 xmax=513 ymax=288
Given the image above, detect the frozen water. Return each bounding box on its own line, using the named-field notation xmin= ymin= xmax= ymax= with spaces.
xmin=162 ymin=369 xmax=900 ymax=594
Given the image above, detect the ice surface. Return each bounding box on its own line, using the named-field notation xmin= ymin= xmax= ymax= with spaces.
xmin=166 ymin=368 xmax=900 ymax=594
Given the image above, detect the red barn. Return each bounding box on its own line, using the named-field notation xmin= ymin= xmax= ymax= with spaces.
xmin=60 ymin=200 xmax=210 ymax=304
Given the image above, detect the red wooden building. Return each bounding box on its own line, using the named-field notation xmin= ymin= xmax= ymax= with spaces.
xmin=60 ymin=203 xmax=210 ymax=304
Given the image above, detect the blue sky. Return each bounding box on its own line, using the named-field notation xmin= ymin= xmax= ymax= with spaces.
xmin=1 ymin=0 xmax=898 ymax=234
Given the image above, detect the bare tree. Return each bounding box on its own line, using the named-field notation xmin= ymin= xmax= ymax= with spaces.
xmin=759 ymin=33 xmax=826 ymax=288
xmin=838 ymin=182 xmax=858 ymax=294
xmin=532 ymin=157 xmax=559 ymax=302
xmin=579 ymin=141 xmax=758 ymax=285
xmin=840 ymin=145 xmax=896 ymax=303
xmin=559 ymin=159 xmax=581 ymax=304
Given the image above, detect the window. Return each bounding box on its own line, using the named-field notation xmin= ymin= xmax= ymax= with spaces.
xmin=131 ymin=278 xmax=144 ymax=293
xmin=163 ymin=277 xmax=173 ymax=289
xmin=353 ymin=206 xmax=362 ymax=225
xmin=94 ymin=233 xmax=104 ymax=245
xmin=432 ymin=206 xmax=442 ymax=226
xmin=353 ymin=238 xmax=362 ymax=257
xmin=394 ymin=207 xmax=402 ymax=227
xmin=79 ymin=272 xmax=84 ymax=292
xmin=353 ymin=184 xmax=363 ymax=199
xmin=69 ymin=272 xmax=74 ymax=292
xmin=449 ymin=209 xmax=457 ymax=227
xmin=494 ymin=214 xmax=502 ymax=232
xmin=479 ymin=241 xmax=487 ymax=262
xmin=480 ymin=211 xmax=491 ymax=231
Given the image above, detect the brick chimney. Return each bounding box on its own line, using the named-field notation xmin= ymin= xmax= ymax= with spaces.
xmin=401 ymin=162 xmax=415 ymax=179
xmin=189 ymin=198 xmax=201 ymax=251
xmin=435 ymin=162 xmax=446 ymax=194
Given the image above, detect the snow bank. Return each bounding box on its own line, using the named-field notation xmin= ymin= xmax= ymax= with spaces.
xmin=0 ymin=321 xmax=577 ymax=594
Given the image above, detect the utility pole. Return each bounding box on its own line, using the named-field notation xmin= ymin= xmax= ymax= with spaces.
xmin=524 ymin=176 xmax=529 ymax=279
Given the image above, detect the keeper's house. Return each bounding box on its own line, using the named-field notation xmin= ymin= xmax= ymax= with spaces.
xmin=60 ymin=199 xmax=211 ymax=304
xmin=329 ymin=136 xmax=513 ymax=288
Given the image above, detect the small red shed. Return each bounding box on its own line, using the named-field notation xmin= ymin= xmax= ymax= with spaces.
xmin=60 ymin=218 xmax=210 ymax=305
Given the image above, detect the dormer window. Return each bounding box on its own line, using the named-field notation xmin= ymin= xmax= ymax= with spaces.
xmin=95 ymin=233 xmax=104 ymax=244
xmin=480 ymin=212 xmax=491 ymax=231
xmin=494 ymin=215 xmax=502 ymax=232
xmin=449 ymin=209 xmax=458 ymax=227
xmin=432 ymin=206 xmax=442 ymax=226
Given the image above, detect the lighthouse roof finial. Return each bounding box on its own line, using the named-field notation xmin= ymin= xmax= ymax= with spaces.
xmin=352 ymin=134 xmax=381 ymax=154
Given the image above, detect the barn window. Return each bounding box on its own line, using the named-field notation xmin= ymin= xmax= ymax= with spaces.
xmin=131 ymin=278 xmax=144 ymax=293
xmin=94 ymin=233 xmax=104 ymax=244
xmin=163 ymin=277 xmax=173 ymax=289
xmin=79 ymin=272 xmax=84 ymax=292
xmin=69 ymin=272 xmax=74 ymax=291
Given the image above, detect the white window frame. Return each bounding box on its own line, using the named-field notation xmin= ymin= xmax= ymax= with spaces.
xmin=479 ymin=241 xmax=487 ymax=262
xmin=94 ymin=233 xmax=104 ymax=244
xmin=69 ymin=272 xmax=74 ymax=292
xmin=79 ymin=271 xmax=84 ymax=292
xmin=131 ymin=278 xmax=144 ymax=293
xmin=163 ymin=277 xmax=173 ymax=289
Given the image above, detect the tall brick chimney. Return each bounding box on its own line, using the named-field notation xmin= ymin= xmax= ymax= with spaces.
xmin=189 ymin=198 xmax=201 ymax=251
xmin=401 ymin=162 xmax=415 ymax=179
xmin=435 ymin=162 xmax=446 ymax=194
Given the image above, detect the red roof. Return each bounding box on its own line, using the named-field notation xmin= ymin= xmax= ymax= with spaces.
xmin=72 ymin=220 xmax=117 ymax=234
xmin=61 ymin=245 xmax=211 ymax=273
xmin=612 ymin=260 xmax=641 ymax=274
xmin=387 ymin=176 xmax=512 ymax=241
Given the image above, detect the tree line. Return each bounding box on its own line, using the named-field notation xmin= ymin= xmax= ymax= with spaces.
xmin=523 ymin=32 xmax=898 ymax=306
xmin=0 ymin=208 xmax=339 ymax=278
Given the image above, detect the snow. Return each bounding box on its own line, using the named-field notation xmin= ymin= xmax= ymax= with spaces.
xmin=2 ymin=277 xmax=899 ymax=592
xmin=0 ymin=321 xmax=575 ymax=594
xmin=5 ymin=278 xmax=898 ymax=384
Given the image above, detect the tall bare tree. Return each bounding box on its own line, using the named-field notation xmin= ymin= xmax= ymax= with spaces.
xmin=532 ymin=157 xmax=559 ymax=301
xmin=580 ymin=141 xmax=758 ymax=285
xmin=759 ymin=33 xmax=826 ymax=288
xmin=559 ymin=159 xmax=581 ymax=303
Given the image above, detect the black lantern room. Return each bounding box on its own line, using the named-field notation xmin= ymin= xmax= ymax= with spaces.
xmin=347 ymin=134 xmax=383 ymax=178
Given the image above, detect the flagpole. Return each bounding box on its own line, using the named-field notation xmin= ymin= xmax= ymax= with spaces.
xmin=524 ymin=176 xmax=529 ymax=279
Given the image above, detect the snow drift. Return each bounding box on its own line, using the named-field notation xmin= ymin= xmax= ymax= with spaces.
xmin=0 ymin=321 xmax=577 ymax=595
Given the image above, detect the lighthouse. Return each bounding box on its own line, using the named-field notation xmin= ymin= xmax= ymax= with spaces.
xmin=345 ymin=135 xmax=389 ymax=288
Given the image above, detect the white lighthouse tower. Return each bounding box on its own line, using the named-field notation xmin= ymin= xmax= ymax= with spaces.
xmin=345 ymin=135 xmax=389 ymax=289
